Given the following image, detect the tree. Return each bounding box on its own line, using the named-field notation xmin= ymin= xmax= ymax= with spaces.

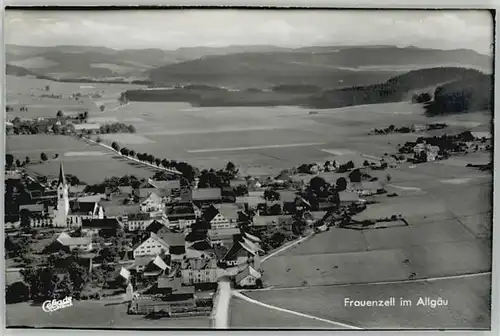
xmin=99 ymin=105 xmax=105 ymax=112
xmin=15 ymin=159 xmax=21 ymax=167
xmin=21 ymin=266 xmax=59 ymax=302
xmin=40 ymin=152 xmax=48 ymax=162
xmin=129 ymin=150 xmax=135 ymax=157
xmin=264 ymin=189 xmax=280 ymax=201
xmin=336 ymin=177 xmax=348 ymax=191
xmin=6 ymin=154 xmax=14 ymax=167
xmin=267 ymin=203 xmax=282 ymax=215
xmin=120 ymin=148 xmax=129 ymax=156
xmin=6 ymin=282 xmax=30 ymax=304
xmin=363 ymin=160 xmax=370 ymax=167
xmin=25 ymin=156 xmax=30 ymax=165
xmin=155 ymin=158 xmax=161 ymax=166
xmin=348 ymin=169 xmax=362 ymax=183
xmin=226 ymin=161 xmax=236 ymax=172
xmin=56 ymin=110 xmax=64 ymax=118
xmin=111 ymin=142 xmax=120 ymax=152
xmin=309 ymin=176 xmax=327 ymax=194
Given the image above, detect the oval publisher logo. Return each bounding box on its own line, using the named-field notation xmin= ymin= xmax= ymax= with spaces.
xmin=42 ymin=296 xmax=73 ymax=313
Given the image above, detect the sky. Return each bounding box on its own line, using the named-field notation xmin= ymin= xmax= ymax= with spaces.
xmin=5 ymin=10 xmax=494 ymax=55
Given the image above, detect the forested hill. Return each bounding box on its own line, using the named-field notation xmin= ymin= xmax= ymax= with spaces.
xmin=423 ymin=73 xmax=493 ymax=116
xmin=306 ymin=67 xmax=488 ymax=109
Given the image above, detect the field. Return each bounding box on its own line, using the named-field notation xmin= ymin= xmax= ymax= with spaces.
xmin=6 ymin=301 xmax=210 ymax=329
xmin=240 ymin=274 xmax=491 ymax=329
xmin=229 ymin=296 xmax=339 ymax=329
xmin=6 ymin=75 xmax=144 ymax=117
xmin=6 ymin=75 xmax=492 ymax=178
xmin=6 ymin=135 xmax=162 ymax=184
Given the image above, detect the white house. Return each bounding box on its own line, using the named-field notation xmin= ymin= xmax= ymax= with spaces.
xmin=139 ymin=192 xmax=165 ymax=216
xmin=202 ymin=204 xmax=238 ymax=230
xmin=235 ymin=266 xmax=262 ymax=287
xmin=181 ymin=257 xmax=218 ymax=285
xmin=133 ymin=232 xmax=170 ymax=259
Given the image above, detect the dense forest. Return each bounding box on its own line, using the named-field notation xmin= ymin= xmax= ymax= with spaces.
xmin=423 ymin=73 xmax=493 ymax=116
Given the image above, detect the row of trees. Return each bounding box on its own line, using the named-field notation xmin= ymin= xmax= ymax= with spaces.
xmin=99 ymin=123 xmax=136 ymax=134
xmin=109 ymin=141 xmax=198 ymax=182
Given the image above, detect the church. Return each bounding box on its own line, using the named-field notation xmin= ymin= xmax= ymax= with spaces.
xmin=30 ymin=164 xmax=104 ymax=229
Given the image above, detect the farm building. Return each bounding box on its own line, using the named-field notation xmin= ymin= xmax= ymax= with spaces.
xmin=235 ymin=265 xmax=262 ymax=288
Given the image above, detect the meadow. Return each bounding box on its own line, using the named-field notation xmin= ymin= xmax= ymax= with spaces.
xmin=6 ymin=135 xmax=160 ymax=184
xmin=229 ymin=296 xmax=338 ymax=329
xmin=242 ymin=274 xmax=491 ymax=329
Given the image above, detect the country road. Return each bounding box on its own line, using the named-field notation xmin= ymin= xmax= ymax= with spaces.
xmin=211 ymin=277 xmax=232 ymax=329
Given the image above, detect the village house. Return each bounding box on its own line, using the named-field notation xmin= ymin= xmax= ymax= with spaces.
xmin=181 ymin=251 xmax=219 ymax=285
xmin=133 ymin=232 xmax=171 ymax=259
xmin=201 ymin=204 xmax=239 ymax=230
xmin=235 ymin=265 xmax=262 ymax=288
xmin=163 ymin=202 xmax=200 ymax=230
xmin=100 ymin=202 xmax=141 ymax=220
xmin=190 ymin=188 xmax=222 ymax=206
xmin=251 ymin=214 xmax=294 ymax=231
xmin=347 ymin=181 xmax=385 ymax=196
xmin=235 ymin=195 xmax=267 ymax=210
xmin=81 ymin=218 xmax=123 ymax=237
xmin=207 ymin=227 xmax=242 ymax=249
xmin=471 ymin=131 xmax=492 ymax=141
xmin=156 ymin=228 xmax=186 ymax=261
xmin=145 ymin=178 xmax=182 ymax=193
xmin=129 ymin=276 xmax=196 ymax=315
xmin=43 ymin=232 xmax=93 ymax=253
xmin=338 ymin=191 xmax=363 ymax=206
xmin=411 ymin=124 xmax=427 ymax=132
xmin=144 ymin=220 xmax=168 ymax=234
xmin=129 ymin=255 xmax=171 ymax=277
xmin=219 ymin=239 xmax=262 ymax=271
xmin=124 ymin=212 xmax=154 ymax=232
xmin=136 ymin=190 xmax=166 ymax=216
xmin=413 ymin=143 xmax=440 ymax=162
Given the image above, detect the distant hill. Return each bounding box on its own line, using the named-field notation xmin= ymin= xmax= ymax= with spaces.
xmin=6 ymin=64 xmax=39 ymax=77
xmin=7 ymin=44 xmax=492 ymax=86
xmin=149 ymin=46 xmax=492 ymax=88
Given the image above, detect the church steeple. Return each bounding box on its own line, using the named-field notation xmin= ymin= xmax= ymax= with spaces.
xmin=58 ymin=163 xmax=67 ymax=186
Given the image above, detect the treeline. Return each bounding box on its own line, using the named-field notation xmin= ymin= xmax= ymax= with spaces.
xmin=99 ymin=123 xmax=136 ymax=134
xmin=423 ymin=73 xmax=493 ymax=116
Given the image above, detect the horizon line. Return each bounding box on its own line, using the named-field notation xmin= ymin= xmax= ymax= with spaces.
xmin=5 ymin=43 xmax=492 ymax=56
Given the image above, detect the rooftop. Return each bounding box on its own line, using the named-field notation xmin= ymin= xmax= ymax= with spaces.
xmin=192 ymin=188 xmax=222 ymax=201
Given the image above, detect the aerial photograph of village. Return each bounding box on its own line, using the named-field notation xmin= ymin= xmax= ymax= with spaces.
xmin=3 ymin=9 xmax=494 ymax=330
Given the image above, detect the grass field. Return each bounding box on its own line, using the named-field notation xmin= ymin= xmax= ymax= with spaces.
xmin=244 ymin=274 xmax=491 ymax=329
xmin=6 ymin=135 xmax=161 ymax=184
xmin=229 ymin=296 xmax=339 ymax=329
xmin=6 ymin=301 xmax=210 ymax=329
